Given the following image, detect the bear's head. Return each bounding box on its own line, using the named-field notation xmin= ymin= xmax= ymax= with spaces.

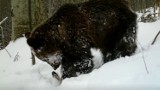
xmin=26 ymin=21 xmax=65 ymax=69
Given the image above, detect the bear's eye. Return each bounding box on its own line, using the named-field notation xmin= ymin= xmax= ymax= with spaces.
xmin=27 ymin=38 xmax=46 ymax=50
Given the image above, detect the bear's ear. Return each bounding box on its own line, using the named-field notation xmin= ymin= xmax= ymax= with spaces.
xmin=27 ymin=38 xmax=46 ymax=50
xmin=27 ymin=38 xmax=34 ymax=47
xmin=25 ymin=32 xmax=31 ymax=39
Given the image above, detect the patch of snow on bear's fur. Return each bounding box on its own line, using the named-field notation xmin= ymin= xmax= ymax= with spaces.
xmin=47 ymin=51 xmax=62 ymax=65
xmin=90 ymin=48 xmax=104 ymax=69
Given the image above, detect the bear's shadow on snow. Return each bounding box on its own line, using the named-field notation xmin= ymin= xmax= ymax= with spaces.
xmin=25 ymin=0 xmax=137 ymax=84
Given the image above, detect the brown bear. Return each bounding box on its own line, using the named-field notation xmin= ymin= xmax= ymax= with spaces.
xmin=26 ymin=0 xmax=137 ymax=82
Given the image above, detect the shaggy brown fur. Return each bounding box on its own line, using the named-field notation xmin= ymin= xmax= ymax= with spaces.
xmin=26 ymin=0 xmax=137 ymax=80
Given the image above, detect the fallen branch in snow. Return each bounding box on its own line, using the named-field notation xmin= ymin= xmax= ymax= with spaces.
xmin=4 ymin=48 xmax=12 ymax=57
xmin=151 ymin=30 xmax=160 ymax=45
xmin=14 ymin=52 xmax=19 ymax=62
xmin=37 ymin=69 xmax=44 ymax=79
xmin=141 ymin=49 xmax=149 ymax=74
xmin=137 ymin=41 xmax=149 ymax=74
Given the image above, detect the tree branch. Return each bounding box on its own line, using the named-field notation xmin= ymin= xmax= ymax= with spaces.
xmin=152 ymin=30 xmax=160 ymax=45
xmin=4 ymin=48 xmax=12 ymax=57
xmin=0 ymin=17 xmax=8 ymax=25
xmin=137 ymin=41 xmax=149 ymax=74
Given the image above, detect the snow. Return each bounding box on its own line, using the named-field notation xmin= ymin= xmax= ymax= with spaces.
xmin=90 ymin=48 xmax=104 ymax=69
xmin=1 ymin=14 xmax=160 ymax=90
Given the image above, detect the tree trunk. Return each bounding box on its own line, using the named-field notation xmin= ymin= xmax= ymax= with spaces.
xmin=11 ymin=0 xmax=29 ymax=40
xmin=28 ymin=0 xmax=36 ymax=65
xmin=11 ymin=0 xmax=48 ymax=65
xmin=11 ymin=0 xmax=48 ymax=40
xmin=0 ymin=0 xmax=11 ymax=48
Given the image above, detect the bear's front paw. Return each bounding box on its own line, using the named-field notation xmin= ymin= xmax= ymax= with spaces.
xmin=49 ymin=71 xmax=62 ymax=86
xmin=52 ymin=71 xmax=62 ymax=83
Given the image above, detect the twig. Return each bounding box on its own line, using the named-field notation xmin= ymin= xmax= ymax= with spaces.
xmin=31 ymin=52 xmax=36 ymax=65
xmin=0 ymin=17 xmax=8 ymax=25
xmin=0 ymin=26 xmax=4 ymax=47
xmin=14 ymin=52 xmax=19 ymax=62
xmin=152 ymin=30 xmax=160 ymax=45
xmin=0 ymin=17 xmax=8 ymax=48
xmin=37 ymin=69 xmax=43 ymax=79
xmin=137 ymin=41 xmax=149 ymax=74
xmin=4 ymin=48 xmax=12 ymax=57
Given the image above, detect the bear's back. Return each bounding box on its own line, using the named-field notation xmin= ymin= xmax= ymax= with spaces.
xmin=78 ymin=0 xmax=137 ymax=50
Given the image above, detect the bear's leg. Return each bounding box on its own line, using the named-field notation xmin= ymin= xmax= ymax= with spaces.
xmin=112 ymin=23 xmax=137 ymax=59
xmin=60 ymin=35 xmax=95 ymax=79
xmin=61 ymin=50 xmax=94 ymax=79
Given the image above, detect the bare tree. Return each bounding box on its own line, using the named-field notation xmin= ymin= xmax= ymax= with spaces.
xmin=0 ymin=0 xmax=11 ymax=49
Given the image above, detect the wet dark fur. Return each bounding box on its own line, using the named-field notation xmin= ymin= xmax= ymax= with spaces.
xmin=26 ymin=0 xmax=137 ymax=79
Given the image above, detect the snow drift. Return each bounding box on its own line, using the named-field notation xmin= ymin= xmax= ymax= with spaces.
xmin=0 ymin=15 xmax=160 ymax=90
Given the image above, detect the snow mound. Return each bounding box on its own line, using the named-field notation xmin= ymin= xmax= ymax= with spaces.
xmin=1 ymin=19 xmax=160 ymax=90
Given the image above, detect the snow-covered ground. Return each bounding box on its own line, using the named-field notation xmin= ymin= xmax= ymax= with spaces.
xmin=0 ymin=15 xmax=160 ymax=90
